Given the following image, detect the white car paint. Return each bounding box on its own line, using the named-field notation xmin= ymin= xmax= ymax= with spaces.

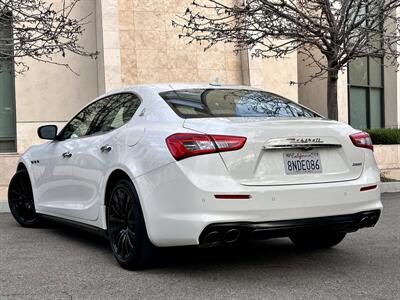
xmin=18 ymin=84 xmax=382 ymax=246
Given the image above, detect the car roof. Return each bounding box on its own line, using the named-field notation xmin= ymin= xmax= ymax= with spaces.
xmin=86 ymin=83 xmax=266 ymax=114
xmin=105 ymin=83 xmax=261 ymax=96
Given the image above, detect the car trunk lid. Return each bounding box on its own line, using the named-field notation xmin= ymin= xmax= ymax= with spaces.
xmin=184 ymin=117 xmax=364 ymax=186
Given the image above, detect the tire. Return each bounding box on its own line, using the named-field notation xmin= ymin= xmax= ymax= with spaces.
xmin=106 ymin=178 xmax=157 ymax=270
xmin=289 ymin=231 xmax=346 ymax=249
xmin=8 ymin=169 xmax=41 ymax=227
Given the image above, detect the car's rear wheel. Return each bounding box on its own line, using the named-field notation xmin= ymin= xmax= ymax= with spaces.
xmin=8 ymin=169 xmax=41 ymax=227
xmin=107 ymin=179 xmax=156 ymax=270
xmin=289 ymin=231 xmax=346 ymax=249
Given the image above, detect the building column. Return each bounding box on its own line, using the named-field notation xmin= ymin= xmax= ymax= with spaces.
xmin=97 ymin=0 xmax=122 ymax=92
xmin=384 ymin=59 xmax=400 ymax=128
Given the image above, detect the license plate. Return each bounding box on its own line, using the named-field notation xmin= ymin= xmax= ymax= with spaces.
xmin=284 ymin=152 xmax=322 ymax=175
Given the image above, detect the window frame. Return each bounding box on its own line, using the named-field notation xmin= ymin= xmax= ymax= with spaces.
xmin=347 ymin=56 xmax=385 ymax=129
xmin=0 ymin=12 xmax=17 ymax=153
xmin=347 ymin=2 xmax=385 ymax=129
xmin=56 ymin=92 xmax=142 ymax=142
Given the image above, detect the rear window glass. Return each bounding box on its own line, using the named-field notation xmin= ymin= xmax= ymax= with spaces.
xmin=159 ymin=89 xmax=320 ymax=118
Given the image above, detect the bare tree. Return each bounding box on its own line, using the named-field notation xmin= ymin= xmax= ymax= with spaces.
xmin=174 ymin=0 xmax=400 ymax=120
xmin=0 ymin=0 xmax=97 ymax=74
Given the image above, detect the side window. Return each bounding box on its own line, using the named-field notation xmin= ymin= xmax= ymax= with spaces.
xmin=88 ymin=93 xmax=141 ymax=135
xmin=60 ymin=97 xmax=110 ymax=140
xmin=60 ymin=93 xmax=141 ymax=140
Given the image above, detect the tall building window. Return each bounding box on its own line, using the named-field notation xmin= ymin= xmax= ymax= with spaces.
xmin=348 ymin=56 xmax=384 ymax=129
xmin=0 ymin=13 xmax=16 ymax=152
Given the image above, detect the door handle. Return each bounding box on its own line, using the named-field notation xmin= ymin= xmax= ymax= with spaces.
xmin=100 ymin=145 xmax=112 ymax=153
xmin=62 ymin=151 xmax=72 ymax=158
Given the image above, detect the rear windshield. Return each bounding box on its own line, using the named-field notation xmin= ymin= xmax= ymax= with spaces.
xmin=159 ymin=89 xmax=320 ymax=119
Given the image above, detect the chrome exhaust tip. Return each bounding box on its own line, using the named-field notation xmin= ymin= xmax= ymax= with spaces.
xmin=203 ymin=231 xmax=221 ymax=247
xmin=359 ymin=216 xmax=370 ymax=228
xmin=223 ymin=229 xmax=241 ymax=244
xmin=367 ymin=216 xmax=378 ymax=227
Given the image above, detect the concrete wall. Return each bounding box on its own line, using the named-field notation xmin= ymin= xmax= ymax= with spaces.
xmin=262 ymin=54 xmax=299 ymax=101
xmin=297 ymin=51 xmax=348 ymax=122
xmin=385 ymin=59 xmax=399 ymax=128
xmin=374 ymin=145 xmax=400 ymax=170
xmin=242 ymin=50 xmax=298 ymax=101
xmin=298 ymin=51 xmax=328 ymax=117
xmin=14 ymin=0 xmax=100 ymax=154
xmin=117 ymin=0 xmax=243 ymax=86
xmin=116 ymin=0 xmax=298 ymax=100
xmin=0 ymin=154 xmax=19 ymax=201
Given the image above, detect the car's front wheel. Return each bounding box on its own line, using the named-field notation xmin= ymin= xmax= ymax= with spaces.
xmin=8 ymin=169 xmax=41 ymax=227
xmin=289 ymin=231 xmax=346 ymax=249
xmin=107 ymin=179 xmax=156 ymax=270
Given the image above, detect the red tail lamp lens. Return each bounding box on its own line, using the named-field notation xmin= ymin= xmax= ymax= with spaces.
xmin=166 ymin=133 xmax=246 ymax=160
xmin=350 ymin=132 xmax=373 ymax=151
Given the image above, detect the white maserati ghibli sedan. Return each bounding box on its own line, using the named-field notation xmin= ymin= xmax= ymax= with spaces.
xmin=8 ymin=84 xmax=382 ymax=269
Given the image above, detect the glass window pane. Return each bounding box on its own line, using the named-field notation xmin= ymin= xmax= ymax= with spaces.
xmin=369 ymin=57 xmax=382 ymax=87
xmin=349 ymin=57 xmax=368 ymax=86
xmin=60 ymin=97 xmax=110 ymax=140
xmin=91 ymin=94 xmax=141 ymax=134
xmin=349 ymin=87 xmax=368 ymax=129
xmin=0 ymin=66 xmax=15 ymax=138
xmin=369 ymin=32 xmax=383 ymax=52
xmin=61 ymin=93 xmax=142 ymax=140
xmin=370 ymin=88 xmax=383 ymax=128
xmin=0 ymin=14 xmax=15 ymax=145
xmin=0 ymin=140 xmax=15 ymax=152
xmin=160 ymin=89 xmax=319 ymax=118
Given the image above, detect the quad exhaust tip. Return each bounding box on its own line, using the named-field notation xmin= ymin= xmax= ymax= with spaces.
xmin=202 ymin=228 xmax=241 ymax=247
xmin=359 ymin=215 xmax=378 ymax=228
xmin=367 ymin=216 xmax=378 ymax=227
xmin=203 ymin=231 xmax=221 ymax=247
xmin=201 ymin=211 xmax=380 ymax=247
xmin=223 ymin=229 xmax=241 ymax=243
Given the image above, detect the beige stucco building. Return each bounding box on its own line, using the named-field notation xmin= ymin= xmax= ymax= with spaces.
xmin=1 ymin=0 xmax=400 ymax=203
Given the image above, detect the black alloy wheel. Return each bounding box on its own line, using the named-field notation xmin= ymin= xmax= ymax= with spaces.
xmin=8 ymin=169 xmax=41 ymax=227
xmin=107 ymin=179 xmax=156 ymax=270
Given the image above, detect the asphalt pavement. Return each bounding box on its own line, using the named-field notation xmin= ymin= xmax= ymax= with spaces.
xmin=0 ymin=193 xmax=399 ymax=300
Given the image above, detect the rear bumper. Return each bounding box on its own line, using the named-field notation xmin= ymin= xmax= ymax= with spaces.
xmin=199 ymin=210 xmax=381 ymax=247
xmin=134 ymin=154 xmax=382 ymax=247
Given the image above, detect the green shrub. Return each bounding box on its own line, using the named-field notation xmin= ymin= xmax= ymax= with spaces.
xmin=365 ymin=128 xmax=400 ymax=145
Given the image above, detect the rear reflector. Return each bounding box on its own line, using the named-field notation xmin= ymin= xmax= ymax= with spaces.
xmin=350 ymin=132 xmax=373 ymax=151
xmin=166 ymin=133 xmax=246 ymax=160
xmin=360 ymin=185 xmax=377 ymax=192
xmin=214 ymin=194 xmax=251 ymax=200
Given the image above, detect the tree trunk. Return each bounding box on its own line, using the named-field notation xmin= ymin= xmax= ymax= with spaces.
xmin=327 ymin=69 xmax=339 ymax=120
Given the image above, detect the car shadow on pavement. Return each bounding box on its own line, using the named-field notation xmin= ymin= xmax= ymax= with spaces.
xmin=31 ymin=219 xmax=361 ymax=272
xmin=157 ymin=240 xmax=339 ymax=270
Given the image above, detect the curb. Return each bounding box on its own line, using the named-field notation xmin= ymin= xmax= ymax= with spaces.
xmin=1 ymin=183 xmax=399 ymax=213
xmin=0 ymin=202 xmax=10 ymax=213
xmin=381 ymin=182 xmax=400 ymax=193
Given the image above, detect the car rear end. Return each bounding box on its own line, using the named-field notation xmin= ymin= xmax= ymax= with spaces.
xmin=138 ymin=87 xmax=382 ymax=247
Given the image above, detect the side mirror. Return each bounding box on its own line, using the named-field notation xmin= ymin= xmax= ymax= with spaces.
xmin=37 ymin=125 xmax=58 ymax=140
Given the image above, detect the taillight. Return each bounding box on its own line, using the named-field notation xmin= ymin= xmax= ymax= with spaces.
xmin=166 ymin=133 xmax=246 ymax=160
xmin=350 ymin=132 xmax=373 ymax=151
